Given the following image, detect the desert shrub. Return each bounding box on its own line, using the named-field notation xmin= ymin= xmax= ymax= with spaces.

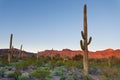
xmin=89 ymin=59 xmax=109 ymax=68
xmin=84 ymin=75 xmax=93 ymax=80
xmin=0 ymin=54 xmax=7 ymax=59
xmin=107 ymin=56 xmax=119 ymax=67
xmin=111 ymin=57 xmax=120 ymax=66
xmin=73 ymin=54 xmax=83 ymax=61
xmin=8 ymin=70 xmax=21 ymax=79
xmin=100 ymin=76 xmax=113 ymax=80
xmin=30 ymin=67 xmax=50 ymax=79
xmin=24 ymin=57 xmax=36 ymax=65
xmin=15 ymin=62 xmax=23 ymax=70
xmin=89 ymin=66 xmax=102 ymax=75
xmin=49 ymin=66 xmax=65 ymax=79
xmin=89 ymin=58 xmax=101 ymax=64
xmin=64 ymin=60 xmax=80 ymax=68
xmin=4 ymin=65 xmax=13 ymax=71
xmin=21 ymin=61 xmax=30 ymax=68
xmin=35 ymin=60 xmax=43 ymax=67
xmin=0 ymin=68 xmax=5 ymax=77
xmin=18 ymin=75 xmax=28 ymax=80
xmin=50 ymin=66 xmax=91 ymax=80
xmin=15 ymin=58 xmax=36 ymax=70
xmin=39 ymin=56 xmax=51 ymax=63
xmin=51 ymin=66 xmax=64 ymax=76
xmin=49 ymin=59 xmax=57 ymax=68
xmin=56 ymin=60 xmax=65 ymax=66
xmin=30 ymin=70 xmax=41 ymax=78
xmin=1 ymin=58 xmax=9 ymax=66
xmin=53 ymin=54 xmax=62 ymax=60
xmin=101 ymin=67 xmax=120 ymax=80
xmin=118 ymin=67 xmax=120 ymax=73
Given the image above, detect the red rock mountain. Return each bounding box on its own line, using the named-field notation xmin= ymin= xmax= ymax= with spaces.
xmin=38 ymin=48 xmax=120 ymax=59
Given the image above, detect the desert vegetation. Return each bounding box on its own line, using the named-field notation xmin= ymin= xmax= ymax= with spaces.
xmin=0 ymin=53 xmax=120 ymax=80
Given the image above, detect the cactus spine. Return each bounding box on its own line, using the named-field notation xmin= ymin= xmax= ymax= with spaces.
xmin=8 ymin=33 xmax=13 ymax=63
xmin=80 ymin=4 xmax=92 ymax=75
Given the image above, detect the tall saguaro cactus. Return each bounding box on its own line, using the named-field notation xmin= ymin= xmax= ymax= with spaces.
xmin=80 ymin=4 xmax=92 ymax=75
xmin=8 ymin=33 xmax=13 ymax=63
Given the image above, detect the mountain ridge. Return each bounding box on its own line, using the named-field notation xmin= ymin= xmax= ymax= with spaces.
xmin=0 ymin=48 xmax=120 ymax=59
xmin=38 ymin=48 xmax=120 ymax=59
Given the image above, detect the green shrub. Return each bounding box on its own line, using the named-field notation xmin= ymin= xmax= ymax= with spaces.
xmin=73 ymin=54 xmax=83 ymax=61
xmin=4 ymin=66 xmax=13 ymax=70
xmin=0 ymin=68 xmax=5 ymax=77
xmin=101 ymin=67 xmax=120 ymax=80
xmin=53 ymin=54 xmax=62 ymax=60
xmin=48 ymin=66 xmax=65 ymax=79
xmin=30 ymin=67 xmax=50 ymax=79
xmin=1 ymin=58 xmax=9 ymax=66
xmin=84 ymin=75 xmax=93 ymax=80
xmin=64 ymin=60 xmax=79 ymax=68
xmin=51 ymin=67 xmax=64 ymax=76
xmin=56 ymin=60 xmax=65 ymax=66
xmin=8 ymin=70 xmax=21 ymax=79
xmin=18 ymin=75 xmax=28 ymax=80
xmin=35 ymin=60 xmax=43 ymax=67
xmin=15 ymin=62 xmax=23 ymax=70
xmin=49 ymin=59 xmax=57 ymax=68
xmin=100 ymin=76 xmax=113 ymax=80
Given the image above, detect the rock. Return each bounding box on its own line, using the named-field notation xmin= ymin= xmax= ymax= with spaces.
xmin=28 ymin=65 xmax=35 ymax=71
xmin=8 ymin=78 xmax=15 ymax=80
xmin=0 ymin=64 xmax=3 ymax=67
xmin=21 ymin=72 xmax=29 ymax=78
xmin=0 ymin=78 xmax=15 ymax=80
xmin=0 ymin=67 xmax=4 ymax=69
xmin=89 ymin=67 xmax=102 ymax=75
xmin=52 ymin=76 xmax=60 ymax=80
xmin=0 ymin=78 xmax=8 ymax=80
xmin=28 ymin=77 xmax=36 ymax=80
xmin=90 ymin=75 xmax=100 ymax=80
xmin=11 ymin=67 xmax=16 ymax=71
xmin=3 ymin=71 xmax=14 ymax=78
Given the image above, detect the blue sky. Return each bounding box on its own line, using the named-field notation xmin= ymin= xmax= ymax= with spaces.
xmin=0 ymin=0 xmax=120 ymax=52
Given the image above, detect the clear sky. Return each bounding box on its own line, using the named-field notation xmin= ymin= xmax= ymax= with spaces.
xmin=0 ymin=0 xmax=120 ymax=52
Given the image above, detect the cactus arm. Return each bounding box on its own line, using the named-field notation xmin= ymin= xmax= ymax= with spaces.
xmin=87 ymin=37 xmax=92 ymax=45
xmin=80 ymin=40 xmax=85 ymax=50
xmin=81 ymin=31 xmax=85 ymax=40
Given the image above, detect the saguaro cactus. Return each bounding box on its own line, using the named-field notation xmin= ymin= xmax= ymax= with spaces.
xmin=8 ymin=33 xmax=13 ymax=63
xmin=19 ymin=44 xmax=23 ymax=58
xmin=36 ymin=52 xmax=39 ymax=61
xmin=80 ymin=4 xmax=92 ymax=75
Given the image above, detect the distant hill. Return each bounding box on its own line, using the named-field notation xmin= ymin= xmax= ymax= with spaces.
xmin=0 ymin=48 xmax=35 ymax=57
xmin=38 ymin=48 xmax=120 ymax=59
xmin=1 ymin=48 xmax=120 ymax=59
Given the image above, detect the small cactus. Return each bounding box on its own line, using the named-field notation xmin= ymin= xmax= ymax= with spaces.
xmin=19 ymin=44 xmax=23 ymax=58
xmin=37 ymin=52 xmax=39 ymax=61
xmin=80 ymin=4 xmax=92 ymax=75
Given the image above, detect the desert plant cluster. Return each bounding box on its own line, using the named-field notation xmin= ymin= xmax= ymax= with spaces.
xmin=0 ymin=53 xmax=120 ymax=80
